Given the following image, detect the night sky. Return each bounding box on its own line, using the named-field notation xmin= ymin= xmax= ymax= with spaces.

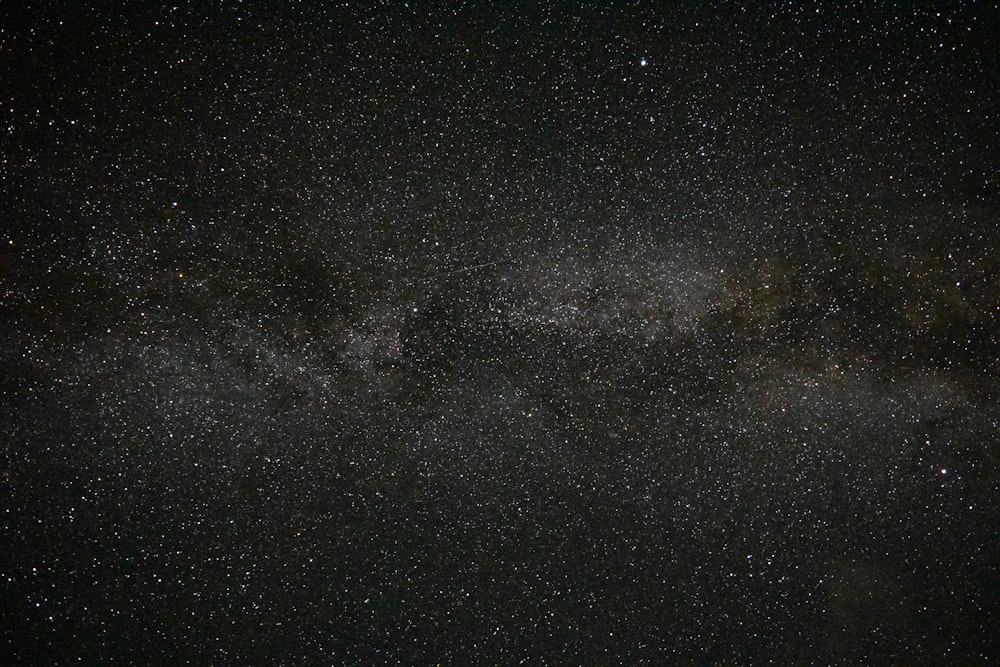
xmin=3 ymin=1 xmax=1000 ymax=664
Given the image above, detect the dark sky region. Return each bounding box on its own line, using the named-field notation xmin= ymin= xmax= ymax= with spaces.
xmin=2 ymin=1 xmax=999 ymax=664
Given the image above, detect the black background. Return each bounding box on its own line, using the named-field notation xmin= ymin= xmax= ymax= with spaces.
xmin=2 ymin=1 xmax=999 ymax=663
